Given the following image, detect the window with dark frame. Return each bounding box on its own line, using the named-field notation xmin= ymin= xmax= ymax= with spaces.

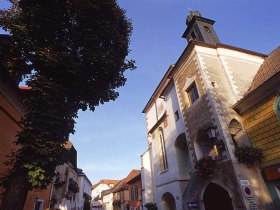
xmin=204 ymin=26 xmax=211 ymax=33
xmin=187 ymin=82 xmax=199 ymax=104
xmin=174 ymin=110 xmax=179 ymax=121
xmin=275 ymin=186 xmax=280 ymax=199
xmin=134 ymin=185 xmax=138 ymax=200
xmin=191 ymin=31 xmax=196 ymax=40
xmin=130 ymin=187 xmax=134 ymax=200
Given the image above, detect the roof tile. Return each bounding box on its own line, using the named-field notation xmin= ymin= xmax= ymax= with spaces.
xmin=247 ymin=46 xmax=280 ymax=94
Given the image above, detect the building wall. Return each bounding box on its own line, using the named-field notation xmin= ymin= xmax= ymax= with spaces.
xmin=242 ymin=94 xmax=280 ymax=166
xmin=78 ymin=176 xmax=92 ymax=210
xmin=92 ymin=184 xmax=110 ymax=199
xmin=141 ymin=150 xmax=154 ymax=204
xmin=128 ymin=178 xmax=142 ymax=210
xmin=241 ymin=93 xmax=280 ymax=209
xmin=144 ymin=77 xmax=190 ymax=210
xmin=113 ymin=190 xmax=129 ymax=210
xmin=0 ymin=82 xmax=23 ymax=205
xmin=51 ymin=164 xmax=80 ymax=209
xmin=23 ymin=185 xmax=52 ymax=210
xmin=0 ymin=82 xmax=52 ymax=210
xmin=103 ymin=193 xmax=113 ymax=210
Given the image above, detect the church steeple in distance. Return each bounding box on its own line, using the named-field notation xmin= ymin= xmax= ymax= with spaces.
xmin=182 ymin=11 xmax=220 ymax=45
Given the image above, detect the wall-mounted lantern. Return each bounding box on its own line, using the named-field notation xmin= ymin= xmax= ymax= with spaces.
xmin=206 ymin=126 xmax=226 ymax=158
xmin=206 ymin=126 xmax=217 ymax=140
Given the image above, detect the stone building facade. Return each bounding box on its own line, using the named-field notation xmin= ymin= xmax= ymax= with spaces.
xmin=141 ymin=11 xmax=276 ymax=210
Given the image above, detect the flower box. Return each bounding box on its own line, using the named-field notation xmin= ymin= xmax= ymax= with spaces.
xmin=195 ymin=156 xmax=216 ymax=178
xmin=235 ymin=146 xmax=263 ymax=166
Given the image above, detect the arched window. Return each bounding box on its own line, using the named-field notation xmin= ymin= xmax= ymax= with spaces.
xmin=228 ymin=119 xmax=243 ymax=147
xmin=158 ymin=128 xmax=168 ymax=171
xmin=204 ymin=26 xmax=211 ymax=33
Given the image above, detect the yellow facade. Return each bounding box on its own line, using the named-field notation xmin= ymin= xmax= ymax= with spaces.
xmin=241 ymin=94 xmax=280 ymax=166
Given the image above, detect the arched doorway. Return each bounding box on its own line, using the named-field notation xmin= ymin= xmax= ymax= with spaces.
xmin=203 ymin=183 xmax=233 ymax=210
xmin=161 ymin=192 xmax=176 ymax=210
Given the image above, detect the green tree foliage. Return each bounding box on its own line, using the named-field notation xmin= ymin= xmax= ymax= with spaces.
xmin=0 ymin=0 xmax=134 ymax=209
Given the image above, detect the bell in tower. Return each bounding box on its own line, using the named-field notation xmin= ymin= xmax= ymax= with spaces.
xmin=182 ymin=11 xmax=220 ymax=45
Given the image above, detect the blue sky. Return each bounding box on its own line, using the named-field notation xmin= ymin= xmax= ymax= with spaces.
xmin=1 ymin=0 xmax=280 ymax=184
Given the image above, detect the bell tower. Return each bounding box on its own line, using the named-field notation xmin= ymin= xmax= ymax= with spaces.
xmin=182 ymin=11 xmax=220 ymax=45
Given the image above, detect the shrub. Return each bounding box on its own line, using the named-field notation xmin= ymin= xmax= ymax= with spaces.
xmin=54 ymin=180 xmax=66 ymax=188
xmin=195 ymin=156 xmax=216 ymax=177
xmin=235 ymin=146 xmax=263 ymax=166
xmin=145 ymin=202 xmax=158 ymax=210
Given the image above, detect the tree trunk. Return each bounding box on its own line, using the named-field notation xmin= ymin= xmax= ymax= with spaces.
xmin=0 ymin=175 xmax=30 ymax=210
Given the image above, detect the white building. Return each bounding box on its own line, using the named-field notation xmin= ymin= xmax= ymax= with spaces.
xmin=51 ymin=141 xmax=80 ymax=210
xmin=141 ymin=65 xmax=190 ymax=210
xmin=91 ymin=179 xmax=120 ymax=210
xmin=77 ymin=168 xmax=92 ymax=210
xmin=102 ymin=188 xmax=116 ymax=210
xmin=141 ymin=11 xmax=274 ymax=210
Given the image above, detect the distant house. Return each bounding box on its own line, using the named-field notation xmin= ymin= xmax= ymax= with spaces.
xmin=91 ymin=179 xmax=120 ymax=210
xmin=23 ymin=141 xmax=86 ymax=210
xmin=126 ymin=170 xmax=142 ymax=210
xmin=102 ymin=181 xmax=121 ymax=210
xmin=29 ymin=141 xmax=92 ymax=210
xmin=44 ymin=141 xmax=80 ymax=210
xmin=112 ymin=179 xmax=129 ymax=210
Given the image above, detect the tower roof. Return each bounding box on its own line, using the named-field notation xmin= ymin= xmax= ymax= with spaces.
xmin=186 ymin=10 xmax=202 ymax=25
xmin=182 ymin=10 xmax=219 ymax=45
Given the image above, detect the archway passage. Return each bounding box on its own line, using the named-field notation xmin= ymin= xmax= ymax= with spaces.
xmin=161 ymin=192 xmax=176 ymax=210
xmin=203 ymin=183 xmax=234 ymax=210
xmin=174 ymin=133 xmax=191 ymax=178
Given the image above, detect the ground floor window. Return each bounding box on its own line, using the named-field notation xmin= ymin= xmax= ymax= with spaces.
xmin=34 ymin=199 xmax=43 ymax=210
xmin=275 ymin=186 xmax=280 ymax=198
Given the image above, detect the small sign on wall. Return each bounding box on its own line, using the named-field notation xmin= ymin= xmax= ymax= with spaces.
xmin=274 ymin=96 xmax=280 ymax=120
xmin=239 ymin=180 xmax=258 ymax=210
xmin=187 ymin=202 xmax=197 ymax=209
